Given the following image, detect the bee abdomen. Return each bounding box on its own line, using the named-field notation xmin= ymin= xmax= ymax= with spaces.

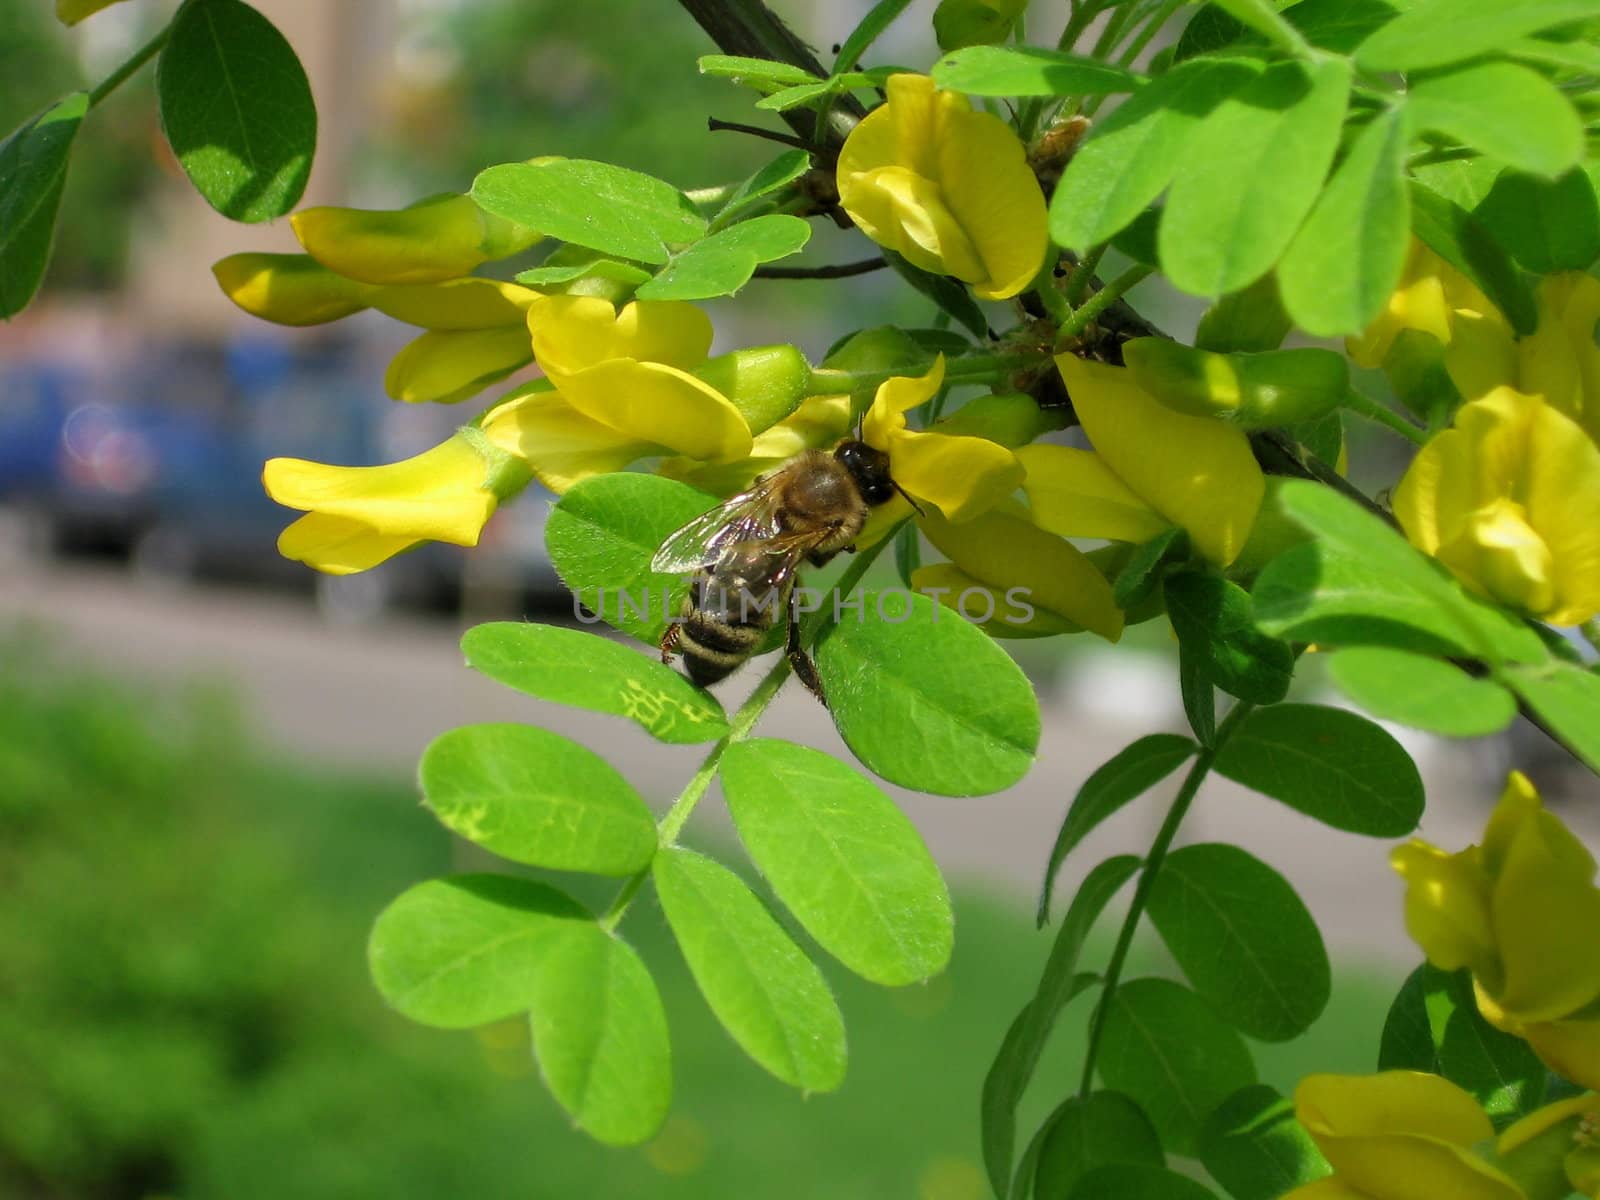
xmin=680 ymin=614 xmax=762 ymax=686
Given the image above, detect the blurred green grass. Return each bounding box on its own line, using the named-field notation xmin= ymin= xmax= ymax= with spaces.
xmin=0 ymin=648 xmax=1400 ymax=1199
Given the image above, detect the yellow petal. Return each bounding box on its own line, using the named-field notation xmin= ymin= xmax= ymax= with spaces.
xmin=212 ymin=253 xmax=377 ymax=326
xmin=864 ymin=356 xmax=946 ymax=444
xmin=844 ymin=165 xmax=987 ymax=281
xmin=937 ymin=99 xmax=1048 ymax=299
xmin=1348 ymin=273 xmax=1452 ymax=369
xmin=276 ymin=513 xmax=420 ymax=575
xmin=553 ymin=360 xmax=752 ymax=461
xmin=918 ymin=507 xmax=1123 ymax=641
xmin=481 ymin=386 xmax=655 ymax=494
xmin=1521 ymin=1018 xmax=1600 ymax=1093
xmin=370 ymin=278 xmax=537 ymax=330
xmin=1522 ymin=395 xmax=1600 ymax=625
xmin=1393 ymin=426 xmax=1476 ymax=558
xmin=910 ymin=562 xmax=1080 ymax=637
xmin=1520 ymin=272 xmax=1600 ymax=445
xmin=291 ymin=194 xmax=538 ymax=285
xmin=1279 ymin=1182 xmax=1368 ymax=1200
xmin=1499 ymin=1092 xmax=1600 ymax=1156
xmin=892 ymin=429 xmax=1024 ymax=521
xmin=1057 ymin=354 xmax=1263 ymax=565
xmin=384 ymin=327 xmax=534 ymax=405
xmin=659 ymin=394 xmax=851 ymax=496
xmin=1391 ymin=841 xmax=1501 ymax=983
xmin=263 ymin=434 xmax=504 ymax=553
xmin=1017 ymin=444 xmax=1172 ymax=545
xmin=56 ymin=0 xmax=127 ymax=23
xmin=529 ymin=294 xmax=713 ymax=377
xmin=1444 ymin=308 xmax=1519 ymax=402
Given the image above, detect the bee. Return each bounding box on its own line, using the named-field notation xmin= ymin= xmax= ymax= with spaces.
xmin=651 ymin=440 xmax=906 ymax=700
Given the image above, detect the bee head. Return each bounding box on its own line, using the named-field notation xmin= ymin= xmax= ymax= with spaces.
xmin=834 ymin=440 xmax=895 ymax=506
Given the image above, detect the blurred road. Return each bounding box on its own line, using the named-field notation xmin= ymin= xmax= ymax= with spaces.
xmin=4 ymin=561 xmax=1596 ymax=963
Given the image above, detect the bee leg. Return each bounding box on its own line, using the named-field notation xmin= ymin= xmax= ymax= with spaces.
xmin=785 ymin=592 xmax=828 ymax=706
xmin=659 ymin=621 xmax=682 ymax=665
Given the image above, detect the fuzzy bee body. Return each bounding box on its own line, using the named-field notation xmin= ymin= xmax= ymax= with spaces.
xmin=652 ymin=441 xmax=902 ymax=699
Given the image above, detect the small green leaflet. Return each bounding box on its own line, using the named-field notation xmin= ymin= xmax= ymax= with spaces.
xmin=1473 ymin=167 xmax=1600 ymax=274
xmin=1037 ymin=734 xmax=1196 ymax=926
xmin=1207 ymin=0 xmax=1314 ymax=54
xmin=1278 ymin=106 xmax=1410 ymax=336
xmin=930 ymin=46 xmax=1144 ymax=97
xmin=835 ymin=0 xmax=914 ymax=74
xmin=1158 ymin=57 xmax=1352 ymax=297
xmin=462 ymin=622 xmax=727 ymax=743
xmin=1146 ymin=843 xmax=1331 ymax=1041
xmin=1031 ymin=1092 xmax=1164 ymax=1199
xmin=1328 ymin=646 xmax=1517 ymax=737
xmin=1112 ymin=527 xmax=1186 ymax=611
xmin=0 ymin=91 xmax=86 ymax=319
xmin=1505 ymin=659 xmax=1600 ymax=775
xmin=1095 ymin=977 xmax=1257 ymax=1155
xmin=472 ymin=159 xmax=706 ymax=266
xmin=697 ymin=54 xmax=820 ymax=90
xmin=514 ymin=259 xmax=651 ymax=288
xmin=1198 ymin=1085 xmax=1332 ymax=1200
xmin=1213 ymin=703 xmax=1424 ymax=836
xmin=719 ymin=738 xmax=953 ymax=987
xmin=156 ymin=0 xmax=316 ymax=223
xmin=419 ymin=724 xmax=658 ymax=875
xmin=1354 ymin=0 xmax=1600 ymax=72
xmin=1165 ymin=570 xmax=1295 ymax=704
xmin=815 ymin=590 xmax=1040 ymax=796
xmin=1405 ymin=62 xmax=1583 ymax=179
xmin=1051 ymin=56 xmax=1264 ymax=252
xmin=635 ymin=214 xmax=811 ymax=301
xmin=713 ymin=149 xmax=812 ymax=228
xmin=654 ymin=848 xmax=847 ymax=1093
xmin=1195 ymin=274 xmax=1292 ymax=353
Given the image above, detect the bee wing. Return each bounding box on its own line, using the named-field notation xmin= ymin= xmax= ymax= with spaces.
xmin=649 ymin=478 xmax=788 ymax=574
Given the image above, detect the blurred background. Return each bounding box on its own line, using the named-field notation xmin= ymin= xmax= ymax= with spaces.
xmin=2 ymin=2 xmax=1595 ymax=1198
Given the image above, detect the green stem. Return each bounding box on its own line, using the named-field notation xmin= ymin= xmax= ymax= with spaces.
xmin=1061 ymin=244 xmax=1108 ymax=308
xmin=1408 ymin=144 xmax=1479 ymax=168
xmin=1116 ymin=0 xmax=1185 ymax=67
xmin=1029 ymin=256 xmax=1072 ymax=325
xmin=87 ymin=23 xmax=170 ymax=110
xmin=1342 ymin=388 xmax=1429 ymax=446
xmin=686 ymin=182 xmax=741 ymax=209
xmin=1056 ymin=0 xmax=1101 ymax=52
xmin=1581 ymin=620 xmax=1600 ymax=659
xmin=1059 ymin=264 xmax=1154 ymax=341
xmin=1078 ymin=701 xmax=1255 ymax=1096
xmin=809 ymin=350 xmax=1050 ymax=398
xmin=597 ymin=530 xmax=901 ymax=933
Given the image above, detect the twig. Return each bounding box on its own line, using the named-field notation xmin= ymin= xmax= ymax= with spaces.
xmin=707 ymin=116 xmax=817 ymax=153
xmin=754 ymin=257 xmax=886 ymax=279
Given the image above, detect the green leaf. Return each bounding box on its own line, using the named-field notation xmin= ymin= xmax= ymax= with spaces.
xmin=754 ymin=81 xmax=834 ymax=112
xmin=1195 ymin=274 xmax=1292 ymax=353
xmin=1214 ymin=702 xmax=1424 ymax=835
xmin=528 ymin=920 xmax=671 ymax=1145
xmin=1067 ymin=1164 xmax=1221 ymax=1199
xmin=1112 ymin=527 xmax=1186 ymax=611
xmin=1179 ymin=645 xmax=1218 ymax=748
xmin=1165 ymin=570 xmax=1295 ymax=704
xmin=1509 ymin=33 xmax=1600 ymax=74
xmin=367 ymin=873 xmax=591 ymax=1028
xmin=544 ymin=473 xmax=719 ymax=645
xmin=653 ymin=848 xmax=846 ymax=1093
xmin=1279 ymin=106 xmax=1410 ymax=336
xmin=1037 ymin=735 xmax=1196 ymax=926
xmin=1159 ymin=57 xmax=1351 ymax=297
xmin=1327 ymin=647 xmax=1518 ymax=737
xmin=156 ymin=0 xmax=316 ymax=223
xmin=1178 ymin=0 xmax=1402 ymax=59
xmin=984 ymin=855 xmax=1139 ymax=1196
xmin=719 ymin=738 xmax=953 ymax=987
xmin=1406 ymin=62 xmax=1583 ymax=179
xmin=1096 ymin=978 xmax=1257 ymax=1155
xmin=1355 ymin=0 xmax=1600 ymax=72
xmin=1506 ymin=659 xmax=1600 ymax=775
xmin=1033 ymin=1092 xmax=1164 ymax=1199
xmin=882 ymin=249 xmax=990 ymax=340
xmin=461 ymin=622 xmax=728 ymax=743
xmin=1410 ymin=181 xmax=1539 ymax=335
xmin=1209 ymin=0 xmax=1313 ymax=53
xmin=930 ymin=46 xmax=1143 ymax=97
xmin=815 ymin=589 xmax=1040 ymax=796
xmin=472 ymin=159 xmax=706 ymax=266
xmin=713 ymin=149 xmax=812 ymax=227
xmin=1051 ymin=56 xmax=1264 ymax=251
xmin=697 ymin=54 xmax=820 ymax=89
xmin=835 ymin=0 xmax=914 ymax=73
xmin=1198 ymin=1084 xmax=1332 ymax=1200
xmin=635 ymin=214 xmax=810 ymax=301
xmin=1147 ymin=843 xmax=1331 ymax=1041
xmin=418 ymin=724 xmax=657 ymax=874
xmin=1474 ymin=167 xmax=1600 ymax=274
xmin=0 ymin=92 xmax=86 ymax=319
xmin=1289 ymin=410 xmax=1344 ymax=469
xmin=892 ymin=521 xmax=922 ymax=591
xmin=1379 ymin=965 xmax=1546 ymax=1128
xmin=514 ymin=259 xmax=652 ymax=288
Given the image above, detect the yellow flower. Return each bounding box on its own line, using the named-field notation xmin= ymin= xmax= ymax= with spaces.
xmin=658 ymin=393 xmax=853 ymax=496
xmin=914 ymin=505 xmax=1124 ymax=641
xmin=263 ymin=430 xmax=530 ymax=575
xmin=836 ymin=73 xmax=1047 ymax=300
xmin=1392 ymin=771 xmax=1600 ymax=1092
xmin=1347 ymin=241 xmax=1499 ymax=371
xmin=290 ymin=193 xmax=541 ymax=285
xmin=1498 ymin=1093 xmax=1600 ymax=1200
xmin=384 ymin=327 xmax=536 ymax=405
xmin=1518 ymin=272 xmax=1600 ymax=447
xmin=1394 ymin=387 xmax=1600 ymax=625
xmin=56 ymin=0 xmax=128 ymax=23
xmin=1287 ymin=1072 xmax=1525 ymax=1200
xmin=1035 ymin=355 xmax=1265 ymax=566
xmin=861 ymin=356 xmax=1025 ymax=526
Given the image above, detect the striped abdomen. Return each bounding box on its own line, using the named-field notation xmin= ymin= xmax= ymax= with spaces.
xmin=678 ymin=554 xmax=785 ymax=686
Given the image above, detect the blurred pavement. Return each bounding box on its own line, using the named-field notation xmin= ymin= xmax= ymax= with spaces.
xmin=4 ymin=561 xmax=1596 ymax=965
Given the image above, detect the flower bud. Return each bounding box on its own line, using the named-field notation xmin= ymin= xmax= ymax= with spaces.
xmin=291 ymin=193 xmax=541 ymax=285
xmin=212 ymin=253 xmax=377 ymax=326
xmin=1123 ymin=338 xmax=1348 ymax=430
xmin=691 ymin=345 xmax=811 ymax=436
xmin=384 ymin=327 xmax=534 ymax=405
xmin=935 ymin=392 xmax=1067 ymax=447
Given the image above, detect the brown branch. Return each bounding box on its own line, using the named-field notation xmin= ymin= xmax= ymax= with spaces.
xmin=754 ymin=256 xmax=886 ymax=280
xmin=706 ymin=117 xmax=817 ymax=153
